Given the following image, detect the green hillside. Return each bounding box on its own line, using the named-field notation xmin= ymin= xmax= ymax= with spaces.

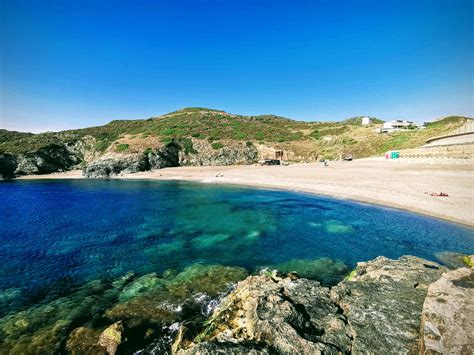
xmin=0 ymin=108 xmax=471 ymax=160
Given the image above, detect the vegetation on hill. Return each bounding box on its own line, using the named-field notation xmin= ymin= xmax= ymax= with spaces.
xmin=342 ymin=116 xmax=384 ymax=125
xmin=0 ymin=108 xmax=471 ymax=160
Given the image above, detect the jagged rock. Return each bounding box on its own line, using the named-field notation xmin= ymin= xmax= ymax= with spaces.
xmin=332 ymin=256 xmax=446 ymax=354
xmin=419 ymin=261 xmax=473 ymax=354
xmin=175 ymin=271 xmax=352 ymax=354
xmin=98 ymin=321 xmax=124 ymax=355
xmin=176 ymin=256 xmax=449 ymax=355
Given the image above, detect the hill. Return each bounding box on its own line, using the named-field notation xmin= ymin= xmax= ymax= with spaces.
xmin=0 ymin=108 xmax=471 ymax=178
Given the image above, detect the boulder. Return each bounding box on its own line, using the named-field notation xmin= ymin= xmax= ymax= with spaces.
xmin=97 ymin=321 xmax=124 ymax=355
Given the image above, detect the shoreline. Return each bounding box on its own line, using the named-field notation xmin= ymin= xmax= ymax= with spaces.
xmin=17 ymin=160 xmax=474 ymax=227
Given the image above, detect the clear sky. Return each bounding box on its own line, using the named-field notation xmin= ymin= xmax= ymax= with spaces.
xmin=1 ymin=0 xmax=472 ymax=132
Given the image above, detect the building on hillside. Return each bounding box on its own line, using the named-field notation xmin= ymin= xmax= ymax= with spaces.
xmin=361 ymin=116 xmax=371 ymax=125
xmin=380 ymin=119 xmax=417 ymax=133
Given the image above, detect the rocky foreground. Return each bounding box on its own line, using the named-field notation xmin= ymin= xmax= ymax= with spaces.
xmin=1 ymin=255 xmax=472 ymax=354
xmin=62 ymin=255 xmax=473 ymax=355
xmin=170 ymin=256 xmax=473 ymax=355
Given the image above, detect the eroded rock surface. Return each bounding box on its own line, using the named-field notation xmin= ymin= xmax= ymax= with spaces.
xmin=175 ymin=256 xmax=449 ymax=355
xmin=420 ymin=258 xmax=474 ymax=354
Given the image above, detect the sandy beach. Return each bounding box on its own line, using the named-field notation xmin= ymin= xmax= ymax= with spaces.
xmin=19 ymin=159 xmax=474 ymax=227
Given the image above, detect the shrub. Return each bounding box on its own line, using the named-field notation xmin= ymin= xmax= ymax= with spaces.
xmin=116 ymin=143 xmax=129 ymax=152
xmin=180 ymin=138 xmax=198 ymax=154
xmin=211 ymin=142 xmax=224 ymax=150
xmin=162 ymin=128 xmax=175 ymax=136
xmin=233 ymin=132 xmax=247 ymax=140
xmin=310 ymin=130 xmax=322 ymax=139
xmin=95 ymin=140 xmax=111 ymax=152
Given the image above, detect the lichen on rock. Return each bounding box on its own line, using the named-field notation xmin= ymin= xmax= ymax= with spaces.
xmin=419 ymin=258 xmax=473 ymax=354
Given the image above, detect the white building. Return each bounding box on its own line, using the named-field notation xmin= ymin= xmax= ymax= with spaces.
xmin=381 ymin=119 xmax=416 ymax=133
xmin=361 ymin=116 xmax=371 ymax=125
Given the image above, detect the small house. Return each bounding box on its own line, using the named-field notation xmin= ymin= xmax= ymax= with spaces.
xmin=381 ymin=120 xmax=417 ymax=133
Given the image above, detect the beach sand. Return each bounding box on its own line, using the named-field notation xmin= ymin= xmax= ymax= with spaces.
xmin=18 ymin=159 xmax=474 ymax=227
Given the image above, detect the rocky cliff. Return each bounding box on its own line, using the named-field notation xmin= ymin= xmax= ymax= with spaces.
xmin=0 ymin=136 xmax=259 ymax=179
xmin=82 ymin=139 xmax=259 ymax=178
xmin=0 ymin=138 xmax=97 ymax=179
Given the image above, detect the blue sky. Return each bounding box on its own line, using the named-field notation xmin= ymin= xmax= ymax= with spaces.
xmin=1 ymin=0 xmax=472 ymax=132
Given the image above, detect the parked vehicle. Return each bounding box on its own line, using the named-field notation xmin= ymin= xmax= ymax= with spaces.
xmin=260 ymin=159 xmax=281 ymax=166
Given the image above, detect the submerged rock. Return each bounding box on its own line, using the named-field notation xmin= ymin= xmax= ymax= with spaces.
xmin=66 ymin=326 xmax=105 ymax=355
xmin=270 ymin=257 xmax=349 ymax=285
xmin=435 ymin=251 xmax=473 ymax=269
xmin=118 ymin=273 xmax=164 ymax=302
xmin=420 ymin=261 xmax=474 ymax=354
xmin=0 ymin=277 xmax=125 ymax=354
xmin=106 ymin=264 xmax=248 ymax=327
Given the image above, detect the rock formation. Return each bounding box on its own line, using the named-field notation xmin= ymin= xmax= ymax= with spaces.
xmin=174 ymin=256 xmax=461 ymax=354
xmin=419 ymin=256 xmax=473 ymax=354
xmin=1 ymin=255 xmax=471 ymax=354
xmin=82 ymin=139 xmax=258 ymax=178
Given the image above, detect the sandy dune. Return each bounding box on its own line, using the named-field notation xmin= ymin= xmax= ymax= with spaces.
xmin=19 ymin=159 xmax=474 ymax=227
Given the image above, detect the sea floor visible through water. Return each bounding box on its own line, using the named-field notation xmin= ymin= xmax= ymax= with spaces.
xmin=1 ymin=179 xmax=473 ymax=353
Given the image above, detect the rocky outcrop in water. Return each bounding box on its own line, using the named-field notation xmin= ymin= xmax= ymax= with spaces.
xmin=174 ymin=256 xmax=455 ymax=354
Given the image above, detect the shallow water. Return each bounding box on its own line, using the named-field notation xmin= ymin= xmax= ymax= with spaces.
xmin=1 ymin=179 xmax=473 ymax=352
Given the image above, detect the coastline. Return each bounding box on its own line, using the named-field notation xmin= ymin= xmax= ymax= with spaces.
xmin=17 ymin=160 xmax=474 ymax=227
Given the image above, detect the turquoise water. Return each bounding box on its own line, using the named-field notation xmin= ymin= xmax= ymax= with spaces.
xmin=0 ymin=179 xmax=473 ymax=352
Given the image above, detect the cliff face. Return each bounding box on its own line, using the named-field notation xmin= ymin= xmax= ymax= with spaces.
xmin=82 ymin=139 xmax=259 ymax=178
xmin=0 ymin=140 xmax=93 ymax=179
xmin=0 ymin=137 xmax=259 ymax=179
